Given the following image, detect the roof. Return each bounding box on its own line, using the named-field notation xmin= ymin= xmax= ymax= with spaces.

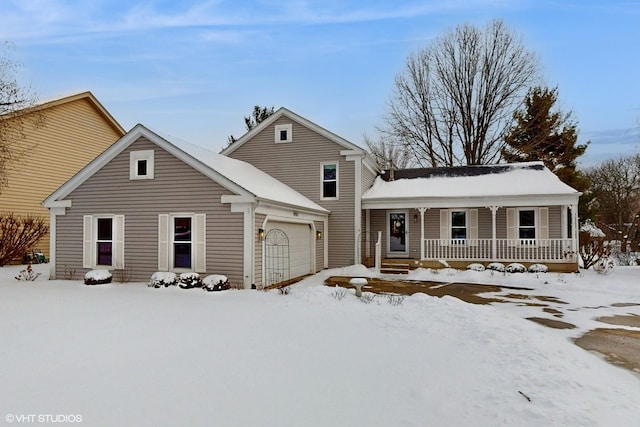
xmin=44 ymin=124 xmax=329 ymax=215
xmin=3 ymin=91 xmax=125 ymax=136
xmin=220 ymin=107 xmax=378 ymax=172
xmin=363 ymin=162 xmax=580 ymax=207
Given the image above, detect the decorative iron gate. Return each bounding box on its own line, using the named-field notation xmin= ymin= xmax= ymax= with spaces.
xmin=265 ymin=228 xmax=290 ymax=287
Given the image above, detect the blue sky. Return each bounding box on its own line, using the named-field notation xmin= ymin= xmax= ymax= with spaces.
xmin=1 ymin=0 xmax=639 ymax=165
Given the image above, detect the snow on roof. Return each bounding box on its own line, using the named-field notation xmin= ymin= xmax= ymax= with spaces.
xmin=363 ymin=162 xmax=579 ymax=200
xmin=160 ymin=132 xmax=329 ymax=214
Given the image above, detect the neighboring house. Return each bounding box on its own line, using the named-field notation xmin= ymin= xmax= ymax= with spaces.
xmin=43 ymin=125 xmax=329 ymax=286
xmin=43 ymin=108 xmax=581 ymax=286
xmin=0 ymin=91 xmax=125 ymax=261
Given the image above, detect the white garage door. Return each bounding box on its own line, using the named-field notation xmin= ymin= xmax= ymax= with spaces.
xmin=265 ymin=221 xmax=313 ymax=282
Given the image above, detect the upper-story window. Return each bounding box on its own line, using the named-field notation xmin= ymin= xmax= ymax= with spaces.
xmin=130 ymin=150 xmax=154 ymax=180
xmin=274 ymin=124 xmax=293 ymax=143
xmin=321 ymin=162 xmax=338 ymax=200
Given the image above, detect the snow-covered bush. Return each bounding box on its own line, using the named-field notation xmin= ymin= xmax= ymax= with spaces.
xmin=593 ymin=256 xmax=615 ymax=275
xmin=486 ymin=262 xmax=506 ymax=272
xmin=466 ymin=263 xmax=485 ymax=272
xmin=178 ymin=272 xmax=202 ymax=289
xmin=202 ymin=274 xmax=230 ymax=292
xmin=14 ymin=264 xmax=41 ymax=281
xmin=528 ymin=264 xmax=548 ymax=273
xmin=148 ymin=272 xmax=178 ymax=288
xmin=610 ymin=251 xmax=639 ymax=267
xmin=84 ymin=269 xmax=112 ymax=285
xmin=505 ymin=263 xmax=526 ymax=273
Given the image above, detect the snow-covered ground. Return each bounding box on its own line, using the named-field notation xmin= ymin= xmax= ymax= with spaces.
xmin=1 ymin=263 xmax=639 ymax=427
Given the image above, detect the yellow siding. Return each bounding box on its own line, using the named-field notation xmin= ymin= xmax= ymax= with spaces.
xmin=0 ymin=97 xmax=124 ymax=260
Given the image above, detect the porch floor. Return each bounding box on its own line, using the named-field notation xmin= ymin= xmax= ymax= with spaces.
xmin=363 ymin=257 xmax=578 ymax=273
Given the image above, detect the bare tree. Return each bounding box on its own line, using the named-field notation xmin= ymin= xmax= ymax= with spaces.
xmin=363 ymin=134 xmax=414 ymax=170
xmin=383 ymin=19 xmax=539 ymax=167
xmin=0 ymin=42 xmax=45 ymax=192
xmin=586 ymin=154 xmax=640 ymax=252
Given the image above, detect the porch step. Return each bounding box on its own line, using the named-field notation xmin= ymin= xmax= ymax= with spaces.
xmin=380 ymin=262 xmax=410 ymax=275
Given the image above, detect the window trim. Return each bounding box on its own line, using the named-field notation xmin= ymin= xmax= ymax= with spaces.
xmin=450 ymin=209 xmax=468 ymax=242
xmin=320 ymin=161 xmax=339 ymax=200
xmin=83 ymin=214 xmax=124 ymax=269
xmin=517 ymin=208 xmax=537 ymax=241
xmin=130 ymin=150 xmax=154 ymax=180
xmin=95 ymin=216 xmax=114 ymax=267
xmin=170 ymin=214 xmax=195 ymax=271
xmin=274 ymin=124 xmax=293 ymax=143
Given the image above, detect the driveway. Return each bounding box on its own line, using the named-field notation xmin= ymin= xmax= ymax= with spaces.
xmin=325 ymin=276 xmax=640 ymax=375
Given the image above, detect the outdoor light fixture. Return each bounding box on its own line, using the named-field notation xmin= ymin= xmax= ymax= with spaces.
xmin=413 ymin=214 xmax=418 ymax=223
xmin=316 ymin=230 xmax=323 ymax=240
xmin=258 ymin=228 xmax=265 ymax=242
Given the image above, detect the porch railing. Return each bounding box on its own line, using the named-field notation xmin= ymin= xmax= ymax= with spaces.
xmin=423 ymin=238 xmax=577 ymax=263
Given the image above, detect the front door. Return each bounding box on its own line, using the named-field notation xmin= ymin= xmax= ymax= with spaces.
xmin=387 ymin=211 xmax=409 ymax=257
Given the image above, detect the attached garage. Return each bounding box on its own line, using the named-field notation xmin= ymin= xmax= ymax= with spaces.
xmin=264 ymin=220 xmax=314 ymax=285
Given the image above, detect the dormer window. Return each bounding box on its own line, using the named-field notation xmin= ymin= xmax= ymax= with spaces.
xmin=130 ymin=150 xmax=154 ymax=180
xmin=275 ymin=124 xmax=292 ymax=143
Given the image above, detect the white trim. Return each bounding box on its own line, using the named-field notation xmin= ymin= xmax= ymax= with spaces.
xmin=348 ymin=153 xmax=363 ymax=264
xmin=362 ymin=194 xmax=579 ymax=210
xmin=83 ymin=214 xmax=124 ymax=269
xmin=274 ymin=123 xmax=292 ymax=143
xmin=516 ymin=207 xmax=537 ymax=240
xmin=48 ymin=208 xmax=66 ymax=280
xmin=320 ymin=161 xmax=339 ymax=201
xmin=129 ymin=149 xmax=154 ymax=180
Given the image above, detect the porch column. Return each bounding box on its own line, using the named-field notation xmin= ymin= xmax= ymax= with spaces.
xmin=489 ymin=206 xmax=499 ymax=260
xmin=570 ymin=204 xmax=579 ymax=255
xmin=418 ymin=207 xmax=427 ymax=259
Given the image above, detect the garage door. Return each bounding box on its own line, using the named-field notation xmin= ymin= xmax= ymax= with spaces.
xmin=265 ymin=221 xmax=313 ymax=283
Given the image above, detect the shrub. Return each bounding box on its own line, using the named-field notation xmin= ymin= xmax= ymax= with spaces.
xmin=528 ymin=264 xmax=548 ymax=273
xmin=0 ymin=213 xmax=49 ymax=266
xmin=15 ymin=264 xmax=41 ymax=281
xmin=331 ymin=288 xmax=348 ymax=301
xmin=84 ymin=269 xmax=112 ymax=285
xmin=178 ymin=272 xmax=202 ymax=289
xmin=203 ymin=274 xmax=230 ymax=292
xmin=593 ymin=256 xmax=615 ymax=275
xmin=149 ymin=272 xmax=178 ymax=288
xmin=466 ymin=263 xmax=485 ymax=272
xmin=505 ymin=263 xmax=526 ymax=273
xmin=486 ymin=262 xmax=506 ymax=272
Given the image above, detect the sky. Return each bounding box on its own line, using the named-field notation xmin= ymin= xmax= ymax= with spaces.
xmin=1 ymin=0 xmax=639 ymax=165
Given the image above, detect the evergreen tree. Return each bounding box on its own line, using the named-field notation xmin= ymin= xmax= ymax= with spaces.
xmin=502 ymin=86 xmax=592 ymax=218
xmin=227 ymin=105 xmax=275 ymax=146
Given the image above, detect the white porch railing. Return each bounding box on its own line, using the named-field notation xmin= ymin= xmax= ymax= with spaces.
xmin=423 ymin=238 xmax=577 ymax=263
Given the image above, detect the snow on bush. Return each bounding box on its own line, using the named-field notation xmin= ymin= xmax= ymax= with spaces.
xmin=178 ymin=272 xmax=202 ymax=289
xmin=593 ymin=256 xmax=615 ymax=275
xmin=580 ymin=219 xmax=605 ymax=238
xmin=466 ymin=263 xmax=485 ymax=272
xmin=528 ymin=264 xmax=549 ymax=273
xmin=486 ymin=262 xmax=505 ymax=272
xmin=84 ymin=269 xmax=112 ymax=285
xmin=202 ymin=274 xmax=230 ymax=292
xmin=505 ymin=263 xmax=526 ymax=273
xmin=148 ymin=272 xmax=178 ymax=288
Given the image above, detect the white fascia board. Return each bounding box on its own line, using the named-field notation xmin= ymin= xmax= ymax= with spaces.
xmin=362 ymin=194 xmax=580 ymax=210
xmin=43 ymin=200 xmax=72 ymax=209
xmin=256 ymin=202 xmax=329 ymax=222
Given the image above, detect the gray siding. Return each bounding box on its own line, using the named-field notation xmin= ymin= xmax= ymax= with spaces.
xmin=229 ymin=116 xmax=356 ymax=267
xmin=56 ymin=137 xmax=245 ymax=284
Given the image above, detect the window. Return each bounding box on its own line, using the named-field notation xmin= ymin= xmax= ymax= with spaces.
xmin=173 ymin=217 xmax=192 ymax=269
xmin=518 ymin=209 xmax=536 ymax=239
xmin=130 ymin=150 xmax=154 ymax=180
xmin=321 ymin=163 xmax=338 ymax=199
xmin=451 ymin=211 xmax=467 ymax=240
xmin=96 ymin=217 xmax=113 ymax=265
xmin=274 ymin=124 xmax=292 ymax=143
xmin=83 ymin=215 xmax=124 ymax=269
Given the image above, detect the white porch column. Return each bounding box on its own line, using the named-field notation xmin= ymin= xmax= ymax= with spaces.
xmin=418 ymin=207 xmax=427 ymax=259
xmin=570 ymin=204 xmax=579 ymax=255
xmin=489 ymin=206 xmax=499 ymax=260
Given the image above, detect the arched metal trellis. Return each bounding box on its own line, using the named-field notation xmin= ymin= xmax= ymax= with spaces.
xmin=265 ymin=228 xmax=290 ymax=287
